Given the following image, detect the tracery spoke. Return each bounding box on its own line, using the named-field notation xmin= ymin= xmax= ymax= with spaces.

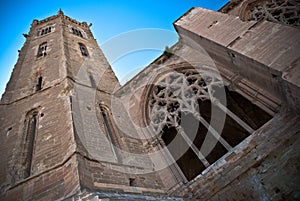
xmin=192 ymin=112 xmax=232 ymax=151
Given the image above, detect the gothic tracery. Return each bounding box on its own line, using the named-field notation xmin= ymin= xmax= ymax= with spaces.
xmin=148 ymin=69 xmax=224 ymax=135
xmin=147 ymin=68 xmax=272 ymax=181
xmin=247 ymin=0 xmax=300 ymax=27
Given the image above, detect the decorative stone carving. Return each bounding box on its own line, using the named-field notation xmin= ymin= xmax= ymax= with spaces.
xmin=148 ymin=69 xmax=223 ymax=135
xmin=242 ymin=0 xmax=300 ymax=27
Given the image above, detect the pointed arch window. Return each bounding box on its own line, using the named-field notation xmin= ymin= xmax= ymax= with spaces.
xmin=147 ymin=69 xmax=272 ymax=181
xmin=36 ymin=76 xmax=43 ymax=92
xmin=37 ymin=42 xmax=47 ymax=57
xmin=99 ymin=104 xmax=120 ymax=161
xmin=21 ymin=110 xmax=39 ymax=178
xmin=79 ymin=43 xmax=88 ymax=56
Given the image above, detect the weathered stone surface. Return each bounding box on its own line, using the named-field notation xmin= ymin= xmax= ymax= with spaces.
xmin=1 ymin=1 xmax=300 ymax=200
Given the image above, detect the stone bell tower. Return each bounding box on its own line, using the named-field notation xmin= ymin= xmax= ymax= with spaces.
xmin=0 ymin=10 xmax=86 ymax=199
xmin=0 ymin=9 xmax=168 ymax=200
xmin=0 ymin=10 xmax=172 ymax=200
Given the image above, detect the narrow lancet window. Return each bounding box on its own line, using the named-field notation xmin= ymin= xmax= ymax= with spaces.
xmin=36 ymin=77 xmax=43 ymax=91
xmin=100 ymin=105 xmax=119 ymax=161
xmin=22 ymin=111 xmax=38 ymax=178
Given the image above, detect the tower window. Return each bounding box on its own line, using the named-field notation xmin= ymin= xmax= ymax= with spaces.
xmin=72 ymin=27 xmax=83 ymax=38
xmin=129 ymin=178 xmax=137 ymax=186
xmin=39 ymin=26 xmax=52 ymax=36
xmin=21 ymin=111 xmax=38 ymax=178
xmin=37 ymin=42 xmax=47 ymax=57
xmin=6 ymin=127 xmax=12 ymax=137
xmin=100 ymin=105 xmax=120 ymax=162
xmin=36 ymin=77 xmax=43 ymax=91
xmin=79 ymin=43 xmax=89 ymax=56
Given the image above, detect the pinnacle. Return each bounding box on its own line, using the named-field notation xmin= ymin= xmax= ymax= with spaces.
xmin=58 ymin=8 xmax=64 ymax=16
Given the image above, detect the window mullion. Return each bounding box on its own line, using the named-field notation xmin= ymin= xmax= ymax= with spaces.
xmin=193 ymin=113 xmax=232 ymax=151
xmin=212 ymin=98 xmax=255 ymax=133
xmin=177 ymin=126 xmax=210 ymax=168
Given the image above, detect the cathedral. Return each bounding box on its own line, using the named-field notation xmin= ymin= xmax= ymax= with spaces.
xmin=0 ymin=0 xmax=299 ymax=200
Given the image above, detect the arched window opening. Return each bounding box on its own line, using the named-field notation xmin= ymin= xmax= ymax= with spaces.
xmin=79 ymin=43 xmax=89 ymax=56
xmin=148 ymin=70 xmax=272 ymax=181
xmin=37 ymin=42 xmax=47 ymax=57
xmin=21 ymin=111 xmax=38 ymax=179
xmin=99 ymin=105 xmax=120 ymax=161
xmin=6 ymin=127 xmax=12 ymax=137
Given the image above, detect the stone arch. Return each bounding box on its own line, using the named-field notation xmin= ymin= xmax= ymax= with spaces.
xmin=20 ymin=108 xmax=41 ymax=179
xmin=143 ymin=65 xmax=272 ymax=181
xmin=98 ymin=102 xmax=125 ymax=161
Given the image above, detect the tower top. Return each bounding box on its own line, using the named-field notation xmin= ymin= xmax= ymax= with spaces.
xmin=30 ymin=10 xmax=90 ymax=29
xmin=57 ymin=8 xmax=64 ymax=16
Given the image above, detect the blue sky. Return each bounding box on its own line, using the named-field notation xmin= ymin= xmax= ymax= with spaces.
xmin=0 ymin=0 xmax=229 ymax=96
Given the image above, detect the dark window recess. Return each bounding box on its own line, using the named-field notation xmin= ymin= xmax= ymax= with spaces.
xmin=79 ymin=43 xmax=88 ymax=56
xmin=36 ymin=77 xmax=43 ymax=91
xmin=129 ymin=178 xmax=136 ymax=186
xmin=37 ymin=42 xmax=47 ymax=57
xmin=39 ymin=26 xmax=52 ymax=36
xmin=72 ymin=27 xmax=83 ymax=38
xmin=162 ymin=126 xmax=206 ymax=181
xmin=6 ymin=127 xmax=12 ymax=136
xmin=22 ymin=112 xmax=38 ymax=178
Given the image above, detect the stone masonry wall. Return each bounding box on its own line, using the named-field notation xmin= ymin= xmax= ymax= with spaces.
xmin=0 ymin=81 xmax=78 ymax=200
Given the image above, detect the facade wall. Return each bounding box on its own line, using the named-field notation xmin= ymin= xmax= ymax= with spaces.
xmin=173 ymin=111 xmax=300 ymax=200
xmin=174 ymin=7 xmax=299 ymax=113
xmin=2 ymin=155 xmax=79 ymax=201
xmin=210 ymin=123 xmax=300 ymax=201
xmin=0 ymin=82 xmax=77 ymax=200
